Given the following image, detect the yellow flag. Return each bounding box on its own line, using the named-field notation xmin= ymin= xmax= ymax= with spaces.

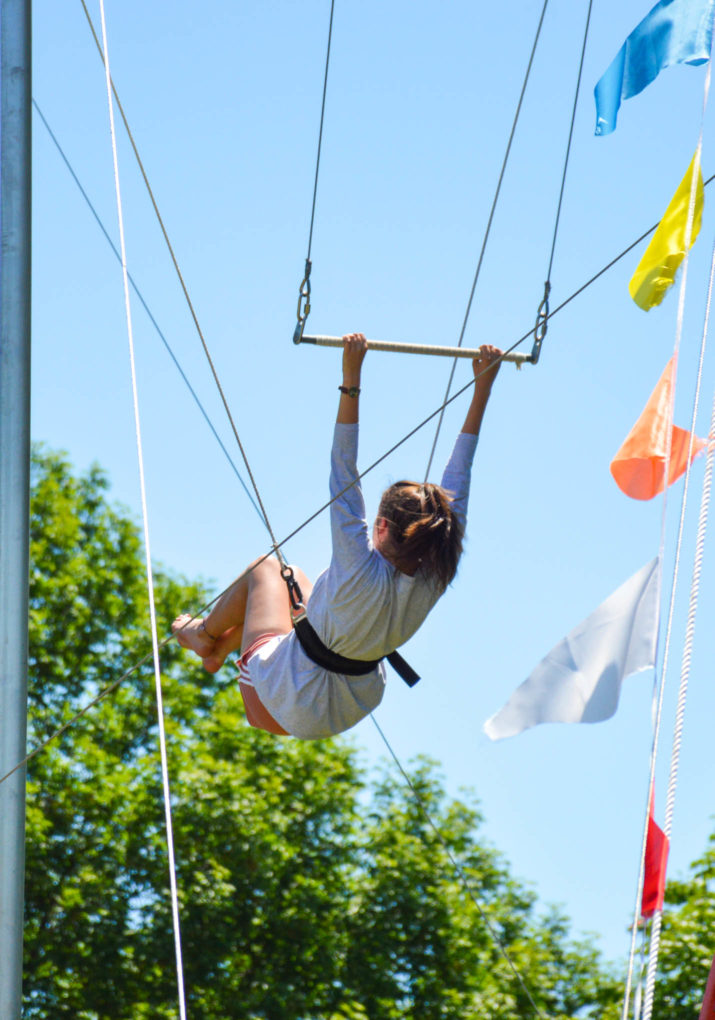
xmin=629 ymin=152 xmax=704 ymax=311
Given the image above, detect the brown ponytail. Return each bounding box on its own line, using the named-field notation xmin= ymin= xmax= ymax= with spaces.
xmin=377 ymin=481 xmax=463 ymax=590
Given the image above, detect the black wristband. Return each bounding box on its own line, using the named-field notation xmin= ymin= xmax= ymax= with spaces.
xmin=338 ymin=385 xmax=360 ymax=397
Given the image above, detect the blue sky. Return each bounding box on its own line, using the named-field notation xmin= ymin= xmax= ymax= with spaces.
xmin=30 ymin=0 xmax=715 ymax=975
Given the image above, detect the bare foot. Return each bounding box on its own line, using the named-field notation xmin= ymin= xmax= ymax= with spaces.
xmin=172 ymin=613 xmax=216 ymax=658
xmin=201 ymin=624 xmax=244 ymax=674
xmin=202 ymin=654 xmax=225 ymax=674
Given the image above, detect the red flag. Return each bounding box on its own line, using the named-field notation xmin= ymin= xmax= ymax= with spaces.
xmin=642 ymin=788 xmax=669 ymax=918
xmin=611 ymin=357 xmax=706 ymax=500
xmin=699 ymin=955 xmax=715 ymax=1019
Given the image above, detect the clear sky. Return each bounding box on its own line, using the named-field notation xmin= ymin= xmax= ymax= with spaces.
xmin=30 ymin=0 xmax=715 ymax=976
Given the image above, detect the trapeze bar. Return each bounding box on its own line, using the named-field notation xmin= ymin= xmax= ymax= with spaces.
xmin=296 ymin=334 xmax=533 ymax=365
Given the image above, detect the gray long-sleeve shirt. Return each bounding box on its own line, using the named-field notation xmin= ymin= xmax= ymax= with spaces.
xmin=248 ymin=424 xmax=478 ymax=738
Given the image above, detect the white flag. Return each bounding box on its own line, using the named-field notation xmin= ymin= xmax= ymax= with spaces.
xmin=484 ymin=558 xmax=661 ymax=740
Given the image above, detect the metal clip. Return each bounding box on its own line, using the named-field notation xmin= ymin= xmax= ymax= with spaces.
xmin=293 ymin=258 xmax=312 ymax=344
xmin=281 ymin=564 xmax=306 ymax=622
xmin=530 ymin=280 xmax=550 ymax=365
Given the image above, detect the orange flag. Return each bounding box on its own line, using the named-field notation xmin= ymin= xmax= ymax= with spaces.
xmin=611 ymin=357 xmax=706 ymax=500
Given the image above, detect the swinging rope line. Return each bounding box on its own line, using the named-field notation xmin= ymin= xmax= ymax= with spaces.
xmin=14 ymin=166 xmax=715 ymax=791
xmin=4 ymin=353 xmax=502 ymax=791
xmin=305 ymin=0 xmax=336 ymax=264
xmin=0 ymin=591 xmax=229 ymax=788
xmin=424 ymin=0 xmax=550 ymax=478
xmin=97 ymin=3 xmax=187 ymax=1015
xmin=78 ymin=0 xmax=285 ymax=566
xmin=632 ymin=918 xmax=650 ymax=1020
xmin=544 ymin=0 xmax=592 ymax=283
xmin=293 ymin=0 xmax=337 ymax=340
xmin=400 ymin=11 xmax=577 ymax=983
xmin=534 ymin=0 xmax=593 ymax=355
xmin=370 ymin=715 xmax=549 ymax=1018
xmin=1 ymin=648 xmax=158 ymax=786
xmin=32 ymin=99 xmax=265 ymax=524
xmin=622 ymin=59 xmax=713 ymax=1020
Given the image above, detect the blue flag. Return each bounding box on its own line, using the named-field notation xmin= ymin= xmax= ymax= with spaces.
xmin=595 ymin=0 xmax=715 ymax=135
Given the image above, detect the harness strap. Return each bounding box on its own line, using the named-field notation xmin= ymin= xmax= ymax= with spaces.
xmin=293 ymin=615 xmax=421 ymax=688
xmin=385 ymin=649 xmax=420 ymax=687
xmin=281 ymin=564 xmax=421 ymax=688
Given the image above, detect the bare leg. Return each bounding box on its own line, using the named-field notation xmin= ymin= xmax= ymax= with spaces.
xmin=203 ymin=561 xmax=255 ymax=635
xmin=201 ymin=624 xmax=243 ymax=673
xmin=236 ymin=557 xmax=312 ymax=649
xmin=206 ymin=558 xmax=314 ymax=672
xmin=171 ymin=559 xmax=257 ymax=663
xmin=172 ymin=557 xmax=313 ymax=674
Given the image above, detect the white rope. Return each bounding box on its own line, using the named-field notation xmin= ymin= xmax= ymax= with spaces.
xmin=641 ymin=233 xmax=715 ymax=1020
xmin=621 ymin=58 xmax=712 ymax=1020
xmin=97 ymin=2 xmax=187 ymax=1017
xmin=632 ymin=919 xmax=650 ymax=1020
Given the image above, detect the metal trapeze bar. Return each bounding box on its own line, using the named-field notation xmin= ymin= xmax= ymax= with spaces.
xmin=296 ymin=334 xmax=533 ymax=365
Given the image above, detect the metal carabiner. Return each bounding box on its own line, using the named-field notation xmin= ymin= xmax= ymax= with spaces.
xmin=280 ymin=564 xmax=306 ymax=621
xmin=293 ymin=258 xmax=312 ymax=344
xmin=530 ymin=280 xmax=551 ymax=365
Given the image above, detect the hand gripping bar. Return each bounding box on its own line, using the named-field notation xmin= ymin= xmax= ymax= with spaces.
xmin=295 ymin=333 xmax=533 ymax=366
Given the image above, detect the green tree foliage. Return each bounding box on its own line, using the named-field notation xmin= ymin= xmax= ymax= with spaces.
xmin=24 ymin=447 xmax=622 ymax=1018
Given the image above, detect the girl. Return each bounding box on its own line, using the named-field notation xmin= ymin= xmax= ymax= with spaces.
xmin=173 ymin=334 xmax=502 ymax=738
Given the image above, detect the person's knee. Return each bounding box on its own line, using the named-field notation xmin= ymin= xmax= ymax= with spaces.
xmin=242 ymin=556 xmax=293 ymax=647
xmin=247 ymin=555 xmax=282 ymax=584
xmin=247 ymin=556 xmax=308 ymax=605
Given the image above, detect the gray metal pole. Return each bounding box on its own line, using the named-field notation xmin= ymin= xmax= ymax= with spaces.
xmin=0 ymin=0 xmax=31 ymax=1017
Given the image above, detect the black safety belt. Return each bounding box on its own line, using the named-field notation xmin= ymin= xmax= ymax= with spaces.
xmin=281 ymin=566 xmax=420 ymax=688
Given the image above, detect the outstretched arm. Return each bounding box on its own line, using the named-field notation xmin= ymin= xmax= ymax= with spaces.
xmin=336 ymin=333 xmax=368 ymax=425
xmin=461 ymin=344 xmax=502 ymax=436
